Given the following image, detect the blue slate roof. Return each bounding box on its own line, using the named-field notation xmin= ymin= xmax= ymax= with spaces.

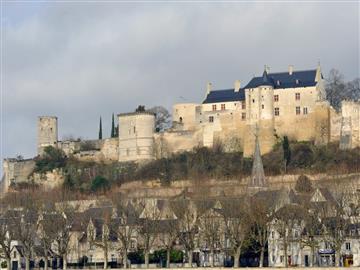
xmin=203 ymin=88 xmax=246 ymax=104
xmin=245 ymin=69 xmax=318 ymax=89
xmin=203 ymin=69 xmax=319 ymax=104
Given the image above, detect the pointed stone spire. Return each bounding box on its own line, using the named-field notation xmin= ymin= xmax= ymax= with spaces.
xmin=249 ymin=129 xmax=267 ymax=188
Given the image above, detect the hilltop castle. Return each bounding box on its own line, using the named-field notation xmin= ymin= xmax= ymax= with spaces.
xmin=2 ymin=64 xmax=360 ymax=191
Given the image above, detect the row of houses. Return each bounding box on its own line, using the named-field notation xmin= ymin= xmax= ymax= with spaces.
xmin=1 ymin=182 xmax=360 ymax=269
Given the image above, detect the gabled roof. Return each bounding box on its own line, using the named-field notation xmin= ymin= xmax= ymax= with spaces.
xmin=202 ymin=68 xmax=319 ymax=104
xmin=203 ymin=88 xmax=246 ymax=104
xmin=244 ymin=69 xmax=317 ymax=89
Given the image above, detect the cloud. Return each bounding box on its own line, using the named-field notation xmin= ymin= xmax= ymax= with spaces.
xmin=2 ymin=2 xmax=359 ymax=166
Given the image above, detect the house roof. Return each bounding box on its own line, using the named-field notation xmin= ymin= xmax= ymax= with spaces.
xmin=203 ymin=69 xmax=319 ymax=104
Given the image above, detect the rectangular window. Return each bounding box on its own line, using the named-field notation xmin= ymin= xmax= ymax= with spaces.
xmin=212 ymin=104 xmax=217 ymax=111
xmin=274 ymin=107 xmax=280 ymax=116
xmin=280 ymin=256 xmax=284 ymax=263
xmin=295 ymin=93 xmax=300 ymax=100
xmin=303 ymin=107 xmax=308 ymax=115
xmin=221 ymin=104 xmax=226 ymax=110
xmin=242 ymin=101 xmax=246 ymax=109
xmin=209 ymin=116 xmax=214 ymax=123
xmin=346 ymin=242 xmax=351 ymax=250
xmin=241 ymin=113 xmax=246 ymax=120
xmin=296 ymin=106 xmax=301 ymax=115
xmin=274 ymin=95 xmax=279 ymax=102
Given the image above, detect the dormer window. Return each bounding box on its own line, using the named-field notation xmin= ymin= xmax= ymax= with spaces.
xmin=295 ymin=79 xmax=300 ymax=85
xmin=276 ymin=80 xmax=281 ymax=86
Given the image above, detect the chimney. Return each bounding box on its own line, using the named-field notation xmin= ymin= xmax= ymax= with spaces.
xmin=234 ymin=80 xmax=241 ymax=92
xmin=206 ymin=82 xmax=212 ymax=95
xmin=288 ymin=65 xmax=294 ymax=75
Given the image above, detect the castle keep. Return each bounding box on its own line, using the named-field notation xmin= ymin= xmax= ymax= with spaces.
xmin=2 ymin=65 xmax=360 ymax=190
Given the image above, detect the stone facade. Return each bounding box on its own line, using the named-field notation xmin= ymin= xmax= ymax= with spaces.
xmin=2 ymin=65 xmax=360 ymax=193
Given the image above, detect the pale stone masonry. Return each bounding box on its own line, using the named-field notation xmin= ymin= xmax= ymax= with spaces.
xmin=2 ymin=64 xmax=360 ymax=190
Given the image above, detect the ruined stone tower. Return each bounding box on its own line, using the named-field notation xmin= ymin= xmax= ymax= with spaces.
xmin=37 ymin=116 xmax=58 ymax=155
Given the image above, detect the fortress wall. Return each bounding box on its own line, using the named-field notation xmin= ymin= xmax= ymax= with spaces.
xmin=2 ymin=159 xmax=36 ymax=192
xmin=118 ymin=173 xmax=360 ymax=199
xmin=33 ymin=169 xmax=64 ymax=189
xmin=154 ymin=130 xmax=202 ymax=158
xmin=172 ymin=103 xmax=199 ymax=131
xmin=100 ymin=138 xmax=119 ymax=161
xmin=342 ymin=101 xmax=360 ymax=148
xmin=330 ymin=107 xmax=342 ymax=142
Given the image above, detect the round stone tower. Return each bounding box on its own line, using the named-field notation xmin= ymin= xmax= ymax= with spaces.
xmin=118 ymin=112 xmax=155 ymax=161
xmin=37 ymin=116 xmax=58 ymax=155
xmin=244 ymin=69 xmax=275 ymax=156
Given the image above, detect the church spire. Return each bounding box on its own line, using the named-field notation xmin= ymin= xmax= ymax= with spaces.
xmin=249 ymin=128 xmax=267 ymax=188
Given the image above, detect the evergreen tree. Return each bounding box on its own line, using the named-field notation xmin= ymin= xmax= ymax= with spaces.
xmin=99 ymin=116 xmax=103 ymax=140
xmin=282 ymin=136 xmax=291 ymax=172
xmin=111 ymin=113 xmax=115 ymax=138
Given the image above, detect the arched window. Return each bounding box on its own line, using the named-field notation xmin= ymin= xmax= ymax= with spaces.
xmin=179 ymin=117 xmax=183 ymax=123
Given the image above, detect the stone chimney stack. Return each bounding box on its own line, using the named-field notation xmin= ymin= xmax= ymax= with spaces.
xmin=288 ymin=65 xmax=294 ymax=75
xmin=234 ymin=80 xmax=241 ymax=92
xmin=206 ymin=82 xmax=212 ymax=95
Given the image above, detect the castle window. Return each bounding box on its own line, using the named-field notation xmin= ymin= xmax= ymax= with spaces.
xmin=295 ymin=93 xmax=300 ymax=100
xmin=262 ymin=104 xmax=264 ymax=109
xmin=221 ymin=104 xmax=226 ymax=110
xmin=241 ymin=113 xmax=246 ymax=120
xmin=133 ymin=126 xmax=136 ymax=133
xmin=209 ymin=116 xmax=214 ymax=123
xmin=296 ymin=106 xmax=301 ymax=115
xmin=179 ymin=117 xmax=183 ymax=123
xmin=274 ymin=107 xmax=280 ymax=116
xmin=212 ymin=104 xmax=217 ymax=111
xmin=303 ymin=107 xmax=308 ymax=115
xmin=252 ymin=99 xmax=255 ymax=103
xmin=346 ymin=242 xmax=351 ymax=251
xmin=242 ymin=101 xmax=246 ymax=109
xmin=274 ymin=95 xmax=279 ymax=102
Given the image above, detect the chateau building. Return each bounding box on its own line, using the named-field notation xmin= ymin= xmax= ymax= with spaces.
xmin=2 ymin=64 xmax=360 ymax=191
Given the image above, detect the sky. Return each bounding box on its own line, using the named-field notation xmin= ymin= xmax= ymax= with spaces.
xmin=1 ymin=1 xmax=359 ymax=169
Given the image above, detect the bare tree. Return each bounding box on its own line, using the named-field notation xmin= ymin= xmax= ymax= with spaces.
xmin=110 ymin=195 xmax=139 ymax=269
xmin=171 ymin=199 xmax=198 ymax=267
xmin=197 ymin=201 xmax=224 ymax=267
xmin=138 ymin=200 xmax=162 ymax=268
xmin=222 ymin=199 xmax=251 ymax=268
xmin=158 ymin=219 xmax=179 ymax=268
xmin=249 ymin=196 xmax=272 ymax=267
xmin=51 ymin=205 xmax=76 ymax=270
xmin=147 ymin=106 xmax=171 ymax=132
xmin=0 ymin=215 xmax=17 ymax=270
xmin=87 ymin=214 xmax=114 ymax=269
xmin=273 ymin=204 xmax=306 ymax=267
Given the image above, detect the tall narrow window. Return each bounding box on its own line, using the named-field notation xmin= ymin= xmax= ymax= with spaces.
xmin=241 ymin=101 xmax=246 ymax=109
xmin=221 ymin=104 xmax=226 ymax=110
xmin=241 ymin=113 xmax=246 ymax=120
xmin=296 ymin=106 xmax=301 ymax=115
xmin=295 ymin=93 xmax=300 ymax=100
xmin=209 ymin=116 xmax=214 ymax=123
xmin=274 ymin=95 xmax=279 ymax=102
xmin=303 ymin=107 xmax=308 ymax=115
xmin=274 ymin=107 xmax=280 ymax=116
xmin=212 ymin=104 xmax=217 ymax=111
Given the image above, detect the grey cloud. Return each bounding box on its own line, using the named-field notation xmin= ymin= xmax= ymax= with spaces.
xmin=2 ymin=2 xmax=359 ymax=167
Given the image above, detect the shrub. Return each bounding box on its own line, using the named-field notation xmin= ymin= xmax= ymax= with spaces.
xmin=1 ymin=261 xmax=7 ymax=269
xmin=34 ymin=146 xmax=66 ymax=173
xmin=295 ymin=175 xmax=313 ymax=193
xmin=90 ymin=176 xmax=110 ymax=192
